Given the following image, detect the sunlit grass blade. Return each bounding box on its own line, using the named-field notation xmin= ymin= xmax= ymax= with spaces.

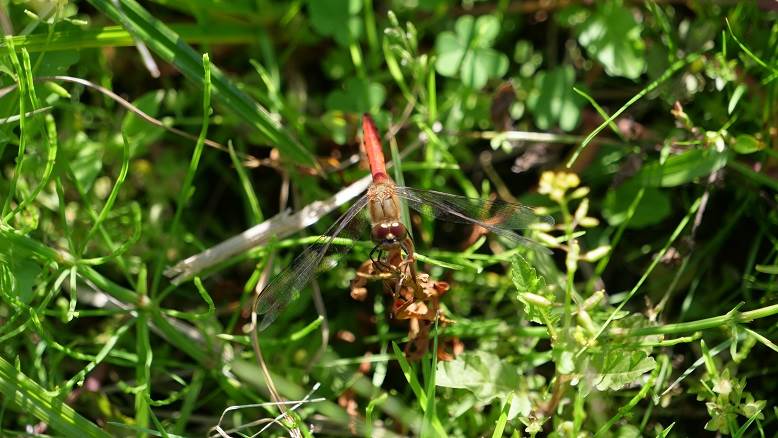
xmin=0 ymin=356 xmax=110 ymax=437
xmin=391 ymin=342 xmax=447 ymax=436
xmin=0 ymin=24 xmax=257 ymax=52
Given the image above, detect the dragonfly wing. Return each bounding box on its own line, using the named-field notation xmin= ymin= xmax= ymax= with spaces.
xmin=395 ymin=186 xmax=553 ymax=252
xmin=256 ymin=194 xmax=370 ymax=330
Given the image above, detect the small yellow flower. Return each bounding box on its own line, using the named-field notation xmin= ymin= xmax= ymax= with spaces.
xmin=538 ymin=171 xmax=556 ymax=195
xmin=560 ymin=172 xmax=581 ymax=189
xmin=538 ymin=171 xmax=581 ymax=202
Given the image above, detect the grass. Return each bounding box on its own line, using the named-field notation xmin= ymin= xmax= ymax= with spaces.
xmin=1 ymin=1 xmax=777 ymax=437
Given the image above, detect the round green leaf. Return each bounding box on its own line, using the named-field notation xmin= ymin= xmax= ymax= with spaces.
xmin=453 ymin=15 xmax=476 ymax=42
xmin=577 ymin=2 xmax=645 ymax=79
xmin=434 ymin=14 xmax=509 ymax=89
xmin=325 ymin=77 xmax=385 ymax=114
xmin=434 ymin=33 xmax=465 ymax=77
xmin=307 ymin=0 xmax=362 ymax=45
xmin=474 ymin=14 xmax=501 ymax=45
xmin=526 ymin=66 xmax=582 ymax=131
xmin=460 ymin=48 xmax=508 ymax=89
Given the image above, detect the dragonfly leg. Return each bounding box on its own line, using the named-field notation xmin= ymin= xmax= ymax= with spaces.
xmin=368 ymin=244 xmax=380 ymax=264
xmin=399 ymin=237 xmax=424 ymax=297
xmin=371 ymin=246 xmax=398 ymax=274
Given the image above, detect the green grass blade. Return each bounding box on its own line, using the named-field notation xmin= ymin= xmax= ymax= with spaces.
xmin=390 ymin=342 xmax=446 ymax=436
xmin=422 ymin=318 xmax=445 ymax=438
xmin=0 ymin=355 xmax=110 ymax=437
xmin=228 ymin=142 xmax=264 ymax=223
xmin=391 ymin=342 xmax=427 ymax=406
xmin=0 ymin=24 xmax=257 ymax=52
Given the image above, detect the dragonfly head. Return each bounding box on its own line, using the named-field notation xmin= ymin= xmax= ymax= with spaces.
xmin=371 ymin=221 xmax=408 ymax=248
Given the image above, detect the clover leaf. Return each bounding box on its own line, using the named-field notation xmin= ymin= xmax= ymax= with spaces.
xmin=325 ymin=76 xmax=385 ymax=114
xmin=526 ymin=65 xmax=583 ymax=131
xmin=307 ymin=0 xmax=362 ymax=46
xmin=435 ymin=15 xmax=509 ymax=89
xmin=576 ymin=2 xmax=645 ymax=79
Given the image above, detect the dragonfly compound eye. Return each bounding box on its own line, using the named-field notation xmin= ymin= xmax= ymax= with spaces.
xmin=389 ymin=222 xmax=407 ymax=240
xmin=371 ymin=223 xmax=393 ymax=242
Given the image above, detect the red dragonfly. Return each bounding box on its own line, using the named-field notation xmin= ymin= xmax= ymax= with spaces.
xmin=255 ymin=114 xmax=553 ymax=330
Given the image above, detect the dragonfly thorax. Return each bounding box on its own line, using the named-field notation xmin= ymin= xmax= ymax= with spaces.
xmin=367 ymin=180 xmax=401 ymax=222
xmin=371 ymin=221 xmax=408 ymax=248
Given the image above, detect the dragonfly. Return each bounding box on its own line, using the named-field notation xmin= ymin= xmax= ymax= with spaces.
xmin=255 ymin=114 xmax=554 ymax=330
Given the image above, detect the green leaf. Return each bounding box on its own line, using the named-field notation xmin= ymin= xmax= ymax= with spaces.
xmin=755 ymin=264 xmax=778 ymax=275
xmin=507 ymin=391 xmax=532 ymax=420
xmin=324 ymin=76 xmax=385 ymax=114
xmin=577 ymin=2 xmax=645 ymax=79
xmin=434 ymin=15 xmax=509 ymax=89
xmin=121 ymin=90 xmax=165 ymax=157
xmin=656 ymin=423 xmax=676 ymax=438
xmin=435 ymin=32 xmax=464 ymax=78
xmin=615 ymin=425 xmax=641 ymax=438
xmin=526 ymin=65 xmax=582 ymax=131
xmin=436 ymin=351 xmax=520 ymax=403
xmin=554 ymin=348 xmax=576 ymax=374
xmin=511 ymin=255 xmax=545 ymax=294
xmin=632 ymin=148 xmax=729 ymax=187
xmin=29 ymin=50 xmax=80 ymax=76
xmin=727 ymin=84 xmax=747 ymax=114
xmin=13 ymin=258 xmax=40 ymax=305
xmin=602 ymin=180 xmax=671 ymax=228
xmin=307 ymin=0 xmax=362 ymax=46
xmin=731 ymin=134 xmax=764 ymax=154
xmin=511 ymin=255 xmax=556 ymax=325
xmin=68 ymin=132 xmax=104 ymax=192
xmin=320 ymin=111 xmax=348 ymax=144
xmin=0 ymin=245 xmax=41 ymax=305
xmin=590 ymin=351 xmax=656 ymax=391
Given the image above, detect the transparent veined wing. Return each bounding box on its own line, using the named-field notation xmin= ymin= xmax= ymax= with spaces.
xmin=255 ymin=194 xmax=370 ymax=330
xmin=394 ymin=186 xmax=553 ymax=252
